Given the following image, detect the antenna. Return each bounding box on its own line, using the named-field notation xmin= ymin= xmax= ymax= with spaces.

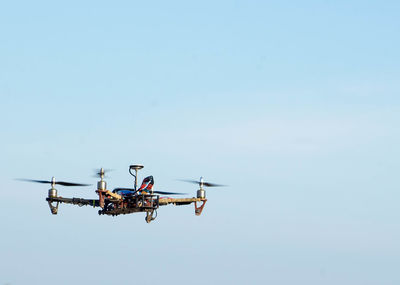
xmin=129 ymin=165 xmax=144 ymax=191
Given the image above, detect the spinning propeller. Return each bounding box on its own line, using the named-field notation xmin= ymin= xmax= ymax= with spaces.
xmin=17 ymin=177 xmax=91 ymax=187
xmin=179 ymin=177 xmax=226 ymax=188
xmin=113 ymin=187 xmax=187 ymax=196
xmin=179 ymin=177 xmax=226 ymax=198
xmin=93 ymin=168 xmax=113 ymax=179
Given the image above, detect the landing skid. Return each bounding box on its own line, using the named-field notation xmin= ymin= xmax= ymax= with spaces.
xmin=145 ymin=210 xmax=157 ymax=223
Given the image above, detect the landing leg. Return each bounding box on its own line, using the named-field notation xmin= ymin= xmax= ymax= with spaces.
xmin=145 ymin=210 xmax=157 ymax=223
xmin=194 ymin=200 xmax=207 ymax=216
xmin=48 ymin=201 xmax=59 ymax=215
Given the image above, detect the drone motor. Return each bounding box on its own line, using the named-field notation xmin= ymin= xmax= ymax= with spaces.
xmin=197 ymin=177 xmax=206 ymax=198
xmin=97 ymin=168 xmax=107 ymax=191
xmin=48 ymin=188 xmax=57 ymax=198
xmin=47 ymin=177 xmax=57 ymax=198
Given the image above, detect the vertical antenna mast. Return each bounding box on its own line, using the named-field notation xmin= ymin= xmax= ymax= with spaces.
xmin=129 ymin=165 xmax=144 ymax=190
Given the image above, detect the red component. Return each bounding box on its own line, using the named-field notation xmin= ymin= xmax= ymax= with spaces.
xmin=96 ymin=190 xmax=106 ymax=208
xmin=139 ymin=176 xmax=154 ymax=191
xmin=194 ymin=200 xmax=207 ymax=216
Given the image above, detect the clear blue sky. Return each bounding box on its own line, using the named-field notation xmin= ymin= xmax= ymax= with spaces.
xmin=1 ymin=1 xmax=400 ymax=284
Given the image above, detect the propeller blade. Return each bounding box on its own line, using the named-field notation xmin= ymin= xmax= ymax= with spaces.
xmin=178 ymin=179 xmax=199 ymax=184
xmin=16 ymin=178 xmax=91 ymax=187
xmin=178 ymin=179 xmax=226 ymax=187
xmin=56 ymin=181 xmax=91 ymax=187
xmin=113 ymin=187 xmax=135 ymax=191
xmin=203 ymin=182 xmax=226 ymax=187
xmin=153 ymin=190 xmax=187 ymax=195
xmin=93 ymin=168 xmax=114 ymax=178
xmin=16 ymin=178 xmax=51 ymax=184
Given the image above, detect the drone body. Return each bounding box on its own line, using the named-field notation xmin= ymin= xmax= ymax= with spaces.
xmin=20 ymin=164 xmax=223 ymax=223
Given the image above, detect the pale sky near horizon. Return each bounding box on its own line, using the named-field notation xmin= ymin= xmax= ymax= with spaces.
xmin=1 ymin=1 xmax=400 ymax=284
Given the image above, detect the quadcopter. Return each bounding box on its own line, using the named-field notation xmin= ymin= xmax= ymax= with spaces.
xmin=18 ymin=165 xmax=224 ymax=223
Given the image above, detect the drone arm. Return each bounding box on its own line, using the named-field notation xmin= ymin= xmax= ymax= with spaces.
xmin=46 ymin=197 xmax=100 ymax=207
xmin=158 ymin=197 xmax=207 ymax=216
